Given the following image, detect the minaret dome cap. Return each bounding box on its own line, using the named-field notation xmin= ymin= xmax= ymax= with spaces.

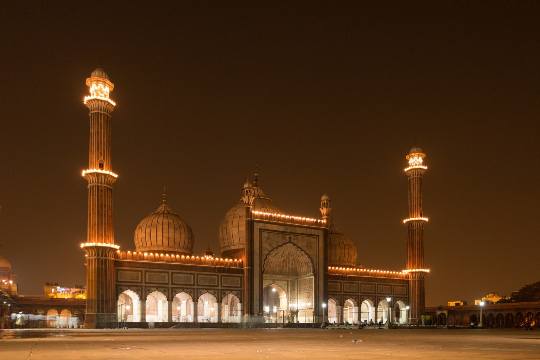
xmin=91 ymin=68 xmax=109 ymax=80
xmin=406 ymin=147 xmax=426 ymax=161
xmin=86 ymin=68 xmax=114 ymax=90
xmin=408 ymin=147 xmax=425 ymax=155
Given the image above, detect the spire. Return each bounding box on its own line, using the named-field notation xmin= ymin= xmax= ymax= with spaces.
xmin=252 ymin=169 xmax=259 ymax=187
xmin=161 ymin=185 xmax=167 ymax=204
xmin=156 ymin=186 xmax=172 ymax=213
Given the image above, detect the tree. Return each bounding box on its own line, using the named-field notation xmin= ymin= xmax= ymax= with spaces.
xmin=510 ymin=281 xmax=540 ymax=303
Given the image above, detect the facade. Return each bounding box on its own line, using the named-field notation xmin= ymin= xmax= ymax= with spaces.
xmin=80 ymin=69 xmax=428 ymax=328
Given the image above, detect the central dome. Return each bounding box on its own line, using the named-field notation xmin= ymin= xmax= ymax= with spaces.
xmin=219 ymin=175 xmax=279 ymax=257
xmin=134 ymin=195 xmax=193 ymax=254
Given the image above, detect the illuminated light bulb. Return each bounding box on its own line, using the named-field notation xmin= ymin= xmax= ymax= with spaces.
xmin=80 ymin=242 xmax=120 ymax=250
xmin=402 ymin=217 xmax=429 ymax=224
xmin=82 ymin=169 xmax=119 ymax=178
xmin=402 ymin=268 xmax=431 ymax=274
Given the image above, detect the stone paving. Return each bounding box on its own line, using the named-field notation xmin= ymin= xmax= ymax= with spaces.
xmin=0 ymin=328 xmax=538 ymax=359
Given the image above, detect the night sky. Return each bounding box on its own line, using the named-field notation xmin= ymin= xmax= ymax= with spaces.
xmin=1 ymin=2 xmax=539 ymax=306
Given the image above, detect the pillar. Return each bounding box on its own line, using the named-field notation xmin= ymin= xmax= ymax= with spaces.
xmin=80 ymin=69 xmax=119 ymax=328
xmin=403 ymin=147 xmax=429 ymax=325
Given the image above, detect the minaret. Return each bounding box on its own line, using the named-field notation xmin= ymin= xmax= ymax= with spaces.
xmin=80 ymin=68 xmax=119 ymax=328
xmin=319 ymin=194 xmax=332 ymax=224
xmin=403 ymin=147 xmax=429 ymax=325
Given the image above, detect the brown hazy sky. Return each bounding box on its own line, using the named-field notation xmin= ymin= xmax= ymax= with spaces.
xmin=0 ymin=2 xmax=539 ymax=306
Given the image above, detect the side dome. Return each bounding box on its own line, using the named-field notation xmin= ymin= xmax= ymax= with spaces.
xmin=219 ymin=175 xmax=279 ymax=257
xmin=134 ymin=195 xmax=193 ymax=254
xmin=328 ymin=229 xmax=358 ymax=267
xmin=0 ymin=255 xmax=12 ymax=271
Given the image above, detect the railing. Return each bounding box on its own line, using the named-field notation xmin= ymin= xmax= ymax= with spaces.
xmin=115 ymin=251 xmax=243 ymax=268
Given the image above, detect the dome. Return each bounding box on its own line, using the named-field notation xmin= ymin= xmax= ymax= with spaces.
xmin=219 ymin=176 xmax=279 ymax=257
xmin=0 ymin=256 xmax=12 ymax=271
xmin=328 ymin=229 xmax=357 ymax=267
xmin=134 ymin=195 xmax=193 ymax=254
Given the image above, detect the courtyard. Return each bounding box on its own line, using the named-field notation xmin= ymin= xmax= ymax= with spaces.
xmin=0 ymin=328 xmax=538 ymax=359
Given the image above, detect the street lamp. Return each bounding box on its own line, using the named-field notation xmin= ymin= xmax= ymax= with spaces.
xmin=386 ymin=297 xmax=392 ymax=325
xmin=479 ymin=301 xmax=485 ymax=328
xmin=405 ymin=305 xmax=410 ymax=325
xmin=321 ymin=302 xmax=327 ymax=324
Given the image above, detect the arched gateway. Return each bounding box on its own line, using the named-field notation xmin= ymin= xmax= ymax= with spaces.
xmin=262 ymin=243 xmax=315 ymax=323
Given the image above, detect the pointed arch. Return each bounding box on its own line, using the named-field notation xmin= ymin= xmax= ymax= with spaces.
xmin=197 ymin=292 xmax=218 ymax=323
xmin=118 ymin=289 xmax=141 ymax=322
xmin=360 ymin=299 xmax=375 ymax=323
xmin=395 ymin=300 xmax=408 ymax=324
xmin=146 ymin=291 xmax=168 ymax=322
xmin=263 ymin=242 xmax=314 ymax=276
xmin=172 ymin=292 xmax=194 ymax=322
xmin=327 ymin=298 xmax=338 ymax=324
xmin=221 ymin=293 xmax=242 ymax=323
xmin=343 ymin=298 xmax=358 ymax=324
xmin=46 ymin=309 xmax=58 ymax=328
xmin=377 ymin=299 xmax=390 ymax=323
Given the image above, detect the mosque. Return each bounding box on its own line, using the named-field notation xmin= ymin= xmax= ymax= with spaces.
xmin=78 ymin=68 xmax=430 ymax=328
xmin=3 ymin=69 xmax=538 ymax=330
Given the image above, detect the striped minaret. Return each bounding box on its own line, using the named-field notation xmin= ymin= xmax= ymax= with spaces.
xmin=403 ymin=147 xmax=429 ymax=325
xmin=80 ymin=68 xmax=119 ymax=328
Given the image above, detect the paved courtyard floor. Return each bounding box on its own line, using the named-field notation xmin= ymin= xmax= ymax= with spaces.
xmin=0 ymin=328 xmax=539 ymax=359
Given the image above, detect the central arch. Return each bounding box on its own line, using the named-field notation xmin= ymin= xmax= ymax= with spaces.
xmin=262 ymin=242 xmax=315 ymax=323
xmin=263 ymin=284 xmax=288 ymax=323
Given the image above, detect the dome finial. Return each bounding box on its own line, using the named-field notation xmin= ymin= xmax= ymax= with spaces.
xmin=161 ymin=185 xmax=167 ymax=204
xmin=252 ymin=169 xmax=260 ymax=187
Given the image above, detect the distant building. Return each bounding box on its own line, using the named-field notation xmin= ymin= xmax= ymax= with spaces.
xmin=427 ymin=301 xmax=540 ymax=328
xmin=474 ymin=293 xmax=503 ymax=305
xmin=447 ymin=300 xmax=467 ymax=307
xmin=44 ymin=283 xmax=86 ymax=300
xmin=0 ymin=255 xmax=17 ymax=295
xmin=0 ymin=256 xmax=85 ymax=329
